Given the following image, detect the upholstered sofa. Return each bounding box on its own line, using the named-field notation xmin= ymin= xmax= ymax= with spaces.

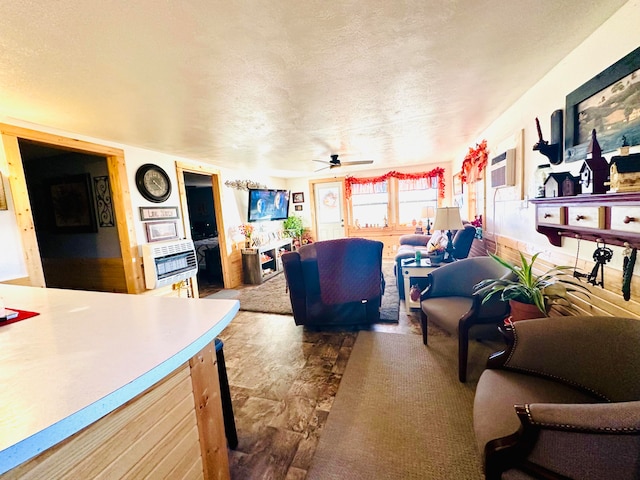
xmin=395 ymin=224 xmax=476 ymax=298
xmin=281 ymin=237 xmax=385 ymax=327
xmin=474 ymin=316 xmax=640 ymax=480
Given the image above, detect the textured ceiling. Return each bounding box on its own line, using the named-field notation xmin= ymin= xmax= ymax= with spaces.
xmin=0 ymin=1 xmax=627 ymax=177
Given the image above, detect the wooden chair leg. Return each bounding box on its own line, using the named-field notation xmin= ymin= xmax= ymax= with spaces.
xmin=458 ymin=324 xmax=469 ymax=383
xmin=420 ymin=310 xmax=428 ymax=345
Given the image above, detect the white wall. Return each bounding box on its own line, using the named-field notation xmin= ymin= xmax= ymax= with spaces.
xmin=456 ymin=0 xmax=640 ymax=269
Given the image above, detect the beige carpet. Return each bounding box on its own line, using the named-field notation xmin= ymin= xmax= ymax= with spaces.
xmin=306 ymin=330 xmax=493 ymax=480
xmin=225 ymin=262 xmax=400 ymax=322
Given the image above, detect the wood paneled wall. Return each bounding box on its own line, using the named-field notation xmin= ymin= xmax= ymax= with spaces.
xmin=494 ymin=235 xmax=640 ymax=319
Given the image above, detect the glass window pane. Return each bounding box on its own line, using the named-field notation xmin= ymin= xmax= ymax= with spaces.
xmin=398 ymin=188 xmax=437 ymax=226
xmin=351 ymin=183 xmax=388 ymax=227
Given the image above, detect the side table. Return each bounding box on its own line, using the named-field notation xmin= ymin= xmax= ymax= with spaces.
xmin=401 ymin=258 xmax=438 ymax=313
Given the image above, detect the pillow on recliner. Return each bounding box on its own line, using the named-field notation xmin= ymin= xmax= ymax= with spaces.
xmin=426 ymin=231 xmax=448 ymax=252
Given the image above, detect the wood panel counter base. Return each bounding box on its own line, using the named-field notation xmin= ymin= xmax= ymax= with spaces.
xmin=1 ymin=342 xmax=229 ymax=480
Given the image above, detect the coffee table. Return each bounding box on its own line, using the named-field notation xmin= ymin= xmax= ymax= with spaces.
xmin=400 ymin=257 xmax=438 ymax=312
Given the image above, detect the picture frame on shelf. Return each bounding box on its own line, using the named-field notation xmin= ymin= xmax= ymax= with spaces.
xmin=49 ymin=173 xmax=97 ymax=233
xmin=145 ymin=220 xmax=179 ymax=242
xmin=565 ymin=45 xmax=640 ymax=162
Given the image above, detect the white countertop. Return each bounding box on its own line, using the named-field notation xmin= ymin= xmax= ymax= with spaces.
xmin=0 ymin=284 xmax=239 ymax=475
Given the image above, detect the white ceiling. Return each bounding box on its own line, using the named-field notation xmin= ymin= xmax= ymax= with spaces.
xmin=0 ymin=1 xmax=627 ymax=177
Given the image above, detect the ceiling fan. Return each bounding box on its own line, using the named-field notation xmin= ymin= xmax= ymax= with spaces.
xmin=313 ymin=154 xmax=374 ymax=171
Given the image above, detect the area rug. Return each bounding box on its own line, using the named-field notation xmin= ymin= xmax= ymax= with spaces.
xmin=306 ymin=330 xmax=488 ymax=480
xmin=227 ymin=261 xmax=400 ymax=322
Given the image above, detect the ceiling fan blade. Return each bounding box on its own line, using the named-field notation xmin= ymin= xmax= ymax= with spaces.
xmin=314 ymin=165 xmax=331 ymax=172
xmin=341 ymin=160 xmax=374 ymax=166
xmin=312 ymin=159 xmax=330 ymax=164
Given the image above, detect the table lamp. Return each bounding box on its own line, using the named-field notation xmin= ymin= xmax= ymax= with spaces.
xmin=432 ymin=207 xmax=463 ymax=262
xmin=421 ymin=206 xmax=436 ymax=235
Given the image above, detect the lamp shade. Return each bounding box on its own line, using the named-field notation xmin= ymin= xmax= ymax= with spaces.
xmin=421 ymin=206 xmax=436 ymax=219
xmin=432 ymin=207 xmax=463 ymax=231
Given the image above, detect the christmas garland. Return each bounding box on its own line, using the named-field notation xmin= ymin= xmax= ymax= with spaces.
xmin=461 ymin=139 xmax=488 ymax=183
xmin=344 ymin=167 xmax=445 ymax=199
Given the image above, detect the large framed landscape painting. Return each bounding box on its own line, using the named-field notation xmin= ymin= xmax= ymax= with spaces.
xmin=565 ymin=46 xmax=640 ymax=162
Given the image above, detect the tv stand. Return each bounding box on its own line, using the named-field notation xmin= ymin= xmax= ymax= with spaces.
xmin=242 ymin=238 xmax=292 ymax=284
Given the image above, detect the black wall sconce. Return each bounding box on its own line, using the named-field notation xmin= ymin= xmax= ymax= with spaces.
xmin=533 ymin=109 xmax=563 ymax=165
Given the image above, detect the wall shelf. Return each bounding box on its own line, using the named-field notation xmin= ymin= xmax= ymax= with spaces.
xmin=530 ymin=192 xmax=640 ymax=248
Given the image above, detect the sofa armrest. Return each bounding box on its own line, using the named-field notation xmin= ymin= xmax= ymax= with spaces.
xmin=399 ymin=234 xmax=431 ymax=246
xmin=500 ymin=402 xmax=640 ymax=480
xmin=522 ymin=401 xmax=640 ymax=433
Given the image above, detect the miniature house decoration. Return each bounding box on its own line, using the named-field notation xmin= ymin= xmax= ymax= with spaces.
xmin=579 ymin=129 xmax=609 ymax=194
xmin=608 ymin=153 xmax=640 ymax=193
xmin=544 ymin=172 xmax=580 ymax=197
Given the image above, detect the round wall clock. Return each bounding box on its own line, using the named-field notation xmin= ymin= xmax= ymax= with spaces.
xmin=135 ymin=164 xmax=172 ymax=203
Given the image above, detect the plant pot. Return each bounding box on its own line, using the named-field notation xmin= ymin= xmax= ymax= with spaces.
xmin=508 ymin=299 xmax=547 ymax=322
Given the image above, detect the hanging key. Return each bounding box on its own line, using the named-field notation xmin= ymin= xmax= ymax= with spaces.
xmin=587 ymin=243 xmax=613 ymax=288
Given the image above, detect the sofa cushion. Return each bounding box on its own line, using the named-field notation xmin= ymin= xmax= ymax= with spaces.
xmin=473 ymin=369 xmax=603 ymax=461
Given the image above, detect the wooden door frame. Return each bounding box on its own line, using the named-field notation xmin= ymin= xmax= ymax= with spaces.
xmin=175 ymin=162 xmax=232 ymax=296
xmin=0 ymin=124 xmax=144 ymax=293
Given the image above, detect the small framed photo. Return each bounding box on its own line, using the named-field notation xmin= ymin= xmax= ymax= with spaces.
xmin=145 ymin=221 xmax=179 ymax=242
xmin=292 ymin=192 xmax=304 ymax=203
xmin=294 ymin=205 xmax=303 ymax=211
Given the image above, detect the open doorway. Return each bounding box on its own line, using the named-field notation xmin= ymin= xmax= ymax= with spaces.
xmin=183 ymin=171 xmax=223 ymax=297
xmin=19 ymin=140 xmax=127 ymax=292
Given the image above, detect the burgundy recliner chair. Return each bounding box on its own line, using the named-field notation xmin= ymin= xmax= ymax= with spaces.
xmin=281 ymin=237 xmax=385 ymax=327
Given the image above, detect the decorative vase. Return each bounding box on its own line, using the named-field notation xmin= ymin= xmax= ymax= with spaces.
xmin=245 ymin=238 xmax=251 ymax=248
xmin=508 ymin=299 xmax=547 ymax=322
xmin=410 ymin=284 xmax=421 ymax=302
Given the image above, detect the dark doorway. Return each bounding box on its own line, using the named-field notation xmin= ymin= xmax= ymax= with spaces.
xmin=183 ymin=171 xmax=223 ymax=297
xmin=19 ymin=140 xmax=126 ymax=292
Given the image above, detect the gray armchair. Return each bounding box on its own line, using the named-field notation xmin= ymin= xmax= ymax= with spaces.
xmin=474 ymin=316 xmax=640 ymax=480
xmin=419 ymin=256 xmax=512 ymax=382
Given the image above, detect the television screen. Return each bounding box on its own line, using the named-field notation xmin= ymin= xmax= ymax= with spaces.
xmin=247 ymin=189 xmax=290 ymax=222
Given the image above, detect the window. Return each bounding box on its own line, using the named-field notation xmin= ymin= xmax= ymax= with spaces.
xmin=398 ymin=177 xmax=438 ymax=226
xmin=345 ymin=168 xmax=445 ymax=229
xmin=351 ymin=180 xmax=388 ymax=227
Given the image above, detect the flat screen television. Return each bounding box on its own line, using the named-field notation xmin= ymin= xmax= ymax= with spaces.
xmin=247 ymin=189 xmax=290 ymax=222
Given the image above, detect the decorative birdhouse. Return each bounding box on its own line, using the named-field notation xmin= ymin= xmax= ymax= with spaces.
xmin=579 ymin=157 xmax=609 ymax=194
xmin=609 ymin=153 xmax=640 ymax=193
xmin=544 ymin=172 xmax=580 ymax=197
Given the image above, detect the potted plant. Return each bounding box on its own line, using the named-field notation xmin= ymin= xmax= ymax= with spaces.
xmin=283 ymin=215 xmax=304 ymax=246
xmin=474 ymin=252 xmax=591 ymax=320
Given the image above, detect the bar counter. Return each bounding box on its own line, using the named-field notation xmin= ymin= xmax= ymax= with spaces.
xmin=0 ymin=284 xmax=239 ymax=478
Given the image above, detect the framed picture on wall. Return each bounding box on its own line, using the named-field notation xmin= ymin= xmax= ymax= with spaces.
xmin=145 ymin=221 xmax=179 ymax=242
xmin=453 ymin=172 xmax=463 ymax=195
xmin=292 ymin=192 xmax=304 ymax=203
xmin=565 ymin=45 xmax=640 ymax=162
xmin=49 ymin=173 xmax=97 ymax=233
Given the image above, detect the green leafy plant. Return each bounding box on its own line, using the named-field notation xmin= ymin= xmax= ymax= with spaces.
xmin=283 ymin=215 xmax=304 ymax=238
xmin=474 ymin=252 xmax=591 ymax=316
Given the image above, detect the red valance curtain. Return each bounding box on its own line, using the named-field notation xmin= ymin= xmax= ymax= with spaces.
xmin=344 ymin=168 xmax=445 ymax=199
xmin=461 ymin=139 xmax=488 ymax=183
